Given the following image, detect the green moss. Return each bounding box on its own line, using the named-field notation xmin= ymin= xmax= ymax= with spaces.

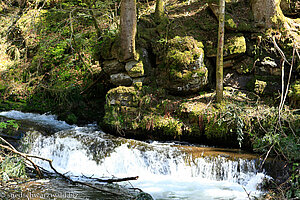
xmin=289 ymin=80 xmax=300 ymax=108
xmin=225 ymin=15 xmax=238 ymax=29
xmin=141 ymin=114 xmax=183 ymax=137
xmin=254 ymin=80 xmax=267 ymax=95
xmin=107 ymin=86 xmax=138 ymax=96
xmin=127 ymin=61 xmax=144 ymax=77
xmin=224 ymin=35 xmax=246 ymax=56
xmin=165 ymin=36 xmax=204 ymax=70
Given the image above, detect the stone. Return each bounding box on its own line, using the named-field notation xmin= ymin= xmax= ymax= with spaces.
xmin=254 ymin=80 xmax=267 ymax=95
xmin=106 ymin=86 xmax=139 ymax=107
xmin=125 ymin=60 xmax=144 ymax=78
xmin=138 ymin=48 xmax=152 ymax=75
xmin=133 ymin=77 xmax=145 ymax=84
xmin=234 ymin=57 xmax=254 ymax=74
xmin=206 ymin=35 xmax=246 ymax=59
xmin=102 ymin=60 xmax=125 ymax=75
xmin=256 ymin=57 xmax=281 ymax=76
xmin=157 ymin=36 xmax=208 ymax=94
xmin=224 ymin=71 xmax=254 ymax=90
xmin=110 ymin=73 xmax=132 ymax=86
xmin=224 ymin=35 xmax=246 ymax=58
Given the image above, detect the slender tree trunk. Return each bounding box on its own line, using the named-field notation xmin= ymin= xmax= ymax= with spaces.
xmin=251 ymin=0 xmax=284 ymax=28
xmin=119 ymin=0 xmax=137 ymax=62
xmin=154 ymin=0 xmax=164 ymax=22
xmin=216 ymin=0 xmax=225 ymax=103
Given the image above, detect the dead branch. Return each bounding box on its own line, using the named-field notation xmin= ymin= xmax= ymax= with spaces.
xmin=86 ymin=176 xmax=139 ymax=184
xmin=0 ymin=141 xmax=42 ymax=178
xmin=0 ymin=136 xmax=137 ymax=198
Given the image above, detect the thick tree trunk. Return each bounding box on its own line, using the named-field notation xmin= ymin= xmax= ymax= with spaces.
xmin=119 ymin=0 xmax=137 ymax=62
xmin=216 ymin=0 xmax=225 ymax=103
xmin=251 ymin=0 xmax=284 ymax=28
xmin=154 ymin=0 xmax=164 ymax=22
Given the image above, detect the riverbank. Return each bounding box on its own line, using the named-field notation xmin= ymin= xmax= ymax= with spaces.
xmin=0 ymin=0 xmax=299 ymax=198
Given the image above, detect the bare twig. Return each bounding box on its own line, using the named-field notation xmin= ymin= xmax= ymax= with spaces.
xmin=259 ymin=143 xmax=274 ymax=170
xmin=0 ymin=137 xmax=137 ymax=198
xmin=242 ymin=186 xmax=252 ymax=200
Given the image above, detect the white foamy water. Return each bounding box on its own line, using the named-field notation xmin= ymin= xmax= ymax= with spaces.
xmin=0 ymin=110 xmax=74 ymax=130
xmin=28 ymin=128 xmax=269 ymax=200
xmin=4 ymin=111 xmax=270 ymax=199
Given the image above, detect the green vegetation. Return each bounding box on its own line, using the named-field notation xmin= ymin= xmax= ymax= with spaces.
xmin=0 ymin=0 xmax=299 ymax=198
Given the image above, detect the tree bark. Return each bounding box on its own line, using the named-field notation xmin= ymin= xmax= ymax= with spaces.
xmin=251 ymin=0 xmax=284 ymax=28
xmin=154 ymin=0 xmax=164 ymax=22
xmin=119 ymin=0 xmax=137 ymax=62
xmin=216 ymin=0 xmax=225 ymax=103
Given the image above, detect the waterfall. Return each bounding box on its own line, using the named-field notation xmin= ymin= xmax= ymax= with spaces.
xmin=0 ymin=111 xmax=271 ymax=200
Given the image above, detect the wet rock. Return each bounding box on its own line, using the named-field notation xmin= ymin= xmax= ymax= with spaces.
xmin=110 ymin=73 xmax=133 ymax=86
xmin=102 ymin=60 xmax=125 ymax=75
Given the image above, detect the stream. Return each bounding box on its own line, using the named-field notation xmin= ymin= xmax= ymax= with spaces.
xmin=0 ymin=111 xmax=274 ymax=200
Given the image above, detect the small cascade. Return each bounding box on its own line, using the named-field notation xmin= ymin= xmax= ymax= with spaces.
xmin=1 ymin=111 xmax=271 ymax=199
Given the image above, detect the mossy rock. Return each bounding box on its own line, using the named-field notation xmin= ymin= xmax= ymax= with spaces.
xmin=246 ymin=76 xmax=281 ymax=95
xmin=100 ymin=35 xmax=116 ymax=60
xmin=156 ymin=36 xmax=208 ymax=94
xmin=125 ymin=60 xmax=144 ymax=78
xmin=141 ymin=114 xmax=184 ymax=138
xmin=206 ymin=35 xmax=246 ymax=58
xmin=234 ymin=57 xmax=254 ymax=74
xmin=106 ymin=86 xmax=140 ymax=107
xmin=224 ymin=35 xmax=246 ymax=58
xmin=254 ymin=80 xmax=267 ymax=95
xmin=289 ymin=80 xmax=300 ymax=108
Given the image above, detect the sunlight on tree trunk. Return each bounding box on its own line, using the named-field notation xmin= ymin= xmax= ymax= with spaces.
xmin=251 ymin=0 xmax=284 ymax=28
xmin=216 ymin=0 xmax=225 ymax=103
xmin=154 ymin=0 xmax=164 ymax=23
xmin=119 ymin=0 xmax=137 ymax=62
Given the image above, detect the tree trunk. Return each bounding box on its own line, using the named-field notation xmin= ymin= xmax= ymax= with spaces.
xmin=154 ymin=0 xmax=164 ymax=22
xmin=251 ymin=0 xmax=285 ymax=28
xmin=216 ymin=0 xmax=225 ymax=103
xmin=119 ymin=0 xmax=137 ymax=62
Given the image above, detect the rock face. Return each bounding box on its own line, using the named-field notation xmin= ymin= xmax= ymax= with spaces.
xmin=125 ymin=60 xmax=144 ymax=77
xmin=106 ymin=86 xmax=139 ymax=107
xmin=156 ymin=36 xmax=208 ymax=94
xmin=110 ymin=73 xmax=133 ymax=86
xmin=103 ymin=60 xmax=125 ymax=74
xmin=207 ymin=35 xmax=246 ymax=59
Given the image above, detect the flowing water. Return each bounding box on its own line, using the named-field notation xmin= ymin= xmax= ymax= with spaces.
xmin=0 ymin=111 xmax=272 ymax=200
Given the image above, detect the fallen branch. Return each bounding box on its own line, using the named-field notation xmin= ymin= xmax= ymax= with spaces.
xmin=86 ymin=176 xmax=139 ymax=184
xmin=0 ymin=136 xmax=138 ymax=198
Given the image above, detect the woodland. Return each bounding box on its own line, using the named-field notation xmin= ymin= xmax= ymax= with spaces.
xmin=0 ymin=0 xmax=299 ymax=199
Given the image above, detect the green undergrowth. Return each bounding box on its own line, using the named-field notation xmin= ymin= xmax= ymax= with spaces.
xmin=0 ymin=2 xmax=118 ymax=123
xmin=104 ymin=86 xmax=300 ymax=156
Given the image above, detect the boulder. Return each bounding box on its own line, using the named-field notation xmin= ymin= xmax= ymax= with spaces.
xmin=102 ymin=60 xmax=125 ymax=75
xmin=106 ymin=86 xmax=139 ymax=107
xmin=110 ymin=73 xmax=133 ymax=86
xmin=125 ymin=60 xmax=144 ymax=78
xmin=256 ymin=57 xmax=281 ymax=76
xmin=206 ymin=35 xmax=246 ymax=59
xmin=157 ymin=36 xmax=208 ymax=94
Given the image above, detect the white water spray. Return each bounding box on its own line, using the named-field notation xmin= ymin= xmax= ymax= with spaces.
xmin=2 ymin=111 xmax=271 ymax=199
